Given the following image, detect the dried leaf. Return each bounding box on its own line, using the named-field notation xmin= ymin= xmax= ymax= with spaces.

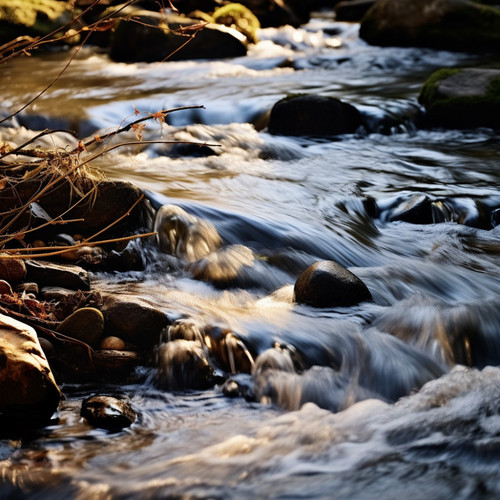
xmin=22 ymin=164 xmax=45 ymax=180
xmin=132 ymin=123 xmax=146 ymax=141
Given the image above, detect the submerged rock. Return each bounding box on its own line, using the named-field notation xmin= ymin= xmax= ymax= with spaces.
xmin=0 ymin=313 xmax=61 ymax=424
xmin=155 ymin=339 xmax=216 ymax=390
xmin=387 ymin=194 xmax=433 ymax=224
xmin=162 ymin=318 xmax=205 ymax=344
xmin=110 ymin=11 xmax=247 ymax=63
xmin=294 ymin=260 xmax=372 ymax=308
xmin=188 ymin=244 xmax=255 ymax=287
xmin=268 ymin=95 xmax=361 ymax=137
xmin=154 ymin=204 xmax=221 ymax=262
xmin=360 ymin=0 xmax=500 ymax=53
xmin=204 ymin=326 xmax=255 ymax=374
xmin=419 ymin=68 xmax=500 ymax=130
xmin=81 ymin=395 xmax=136 ymax=430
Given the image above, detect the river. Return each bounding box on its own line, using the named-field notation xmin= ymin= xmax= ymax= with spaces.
xmin=1 ymin=12 xmax=500 ymax=499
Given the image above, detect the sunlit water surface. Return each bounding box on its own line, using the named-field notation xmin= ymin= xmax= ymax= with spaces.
xmin=1 ymin=15 xmax=500 ymax=499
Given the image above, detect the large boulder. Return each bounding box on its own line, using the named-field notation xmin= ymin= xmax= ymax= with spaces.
xmin=359 ymin=0 xmax=500 ymax=53
xmin=109 ymin=11 xmax=247 ymax=62
xmin=268 ymin=95 xmax=361 ymax=137
xmin=0 ymin=0 xmax=74 ymax=45
xmin=418 ymin=68 xmax=500 ymax=129
xmin=294 ymin=260 xmax=372 ymax=308
xmin=0 ymin=313 xmax=61 ymax=423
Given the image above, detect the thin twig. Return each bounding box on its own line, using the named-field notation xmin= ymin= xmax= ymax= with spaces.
xmin=0 ymin=232 xmax=156 ymax=259
xmin=77 ymin=105 xmax=207 ymax=151
xmin=0 ymin=129 xmax=78 ymax=161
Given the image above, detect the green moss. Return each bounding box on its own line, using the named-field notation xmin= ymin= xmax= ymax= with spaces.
xmin=0 ymin=0 xmax=70 ymax=27
xmin=419 ymin=68 xmax=500 ymax=129
xmin=212 ymin=3 xmax=260 ymax=43
xmin=418 ymin=68 xmax=462 ymax=106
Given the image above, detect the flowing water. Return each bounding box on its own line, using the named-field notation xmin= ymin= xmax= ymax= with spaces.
xmin=1 ymin=14 xmax=500 ymax=499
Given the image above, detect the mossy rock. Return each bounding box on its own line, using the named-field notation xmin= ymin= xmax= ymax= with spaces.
xmin=419 ymin=68 xmax=500 ymax=129
xmin=212 ymin=3 xmax=260 ymax=44
xmin=0 ymin=0 xmax=74 ymax=45
xmin=360 ymin=0 xmax=500 ymax=53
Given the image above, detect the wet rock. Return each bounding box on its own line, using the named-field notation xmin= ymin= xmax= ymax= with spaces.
xmin=188 ymin=244 xmax=255 ymax=287
xmin=360 ymin=0 xmax=500 ymax=53
xmin=294 ymin=260 xmax=372 ymax=308
xmin=0 ymin=313 xmax=61 ymax=424
xmin=162 ymin=318 xmax=205 ymax=344
xmin=0 ymin=256 xmax=27 ymax=284
xmin=153 ymin=204 xmax=221 ymax=262
xmin=0 ymin=0 xmax=74 ymax=45
xmin=104 ymin=239 xmax=146 ymax=272
xmin=335 ymin=0 xmax=376 ymax=22
xmin=204 ymin=326 xmax=255 ymax=374
xmin=93 ymin=350 xmax=141 ymax=380
xmin=0 ymin=280 xmax=13 ymax=295
xmin=155 ymin=339 xmax=216 ymax=390
xmin=56 ymin=307 xmax=105 ymax=349
xmin=387 ymin=194 xmax=433 ymax=224
xmin=102 ymin=295 xmax=169 ymax=348
xmin=100 ymin=336 xmax=126 ymax=351
xmin=252 ymin=347 xmax=296 ymax=377
xmin=221 ymin=373 xmax=254 ymax=399
xmin=81 ymin=395 xmax=136 ymax=430
xmin=25 ymin=259 xmax=90 ymax=291
xmin=268 ymin=95 xmax=361 ymax=137
xmin=419 ymin=68 xmax=500 ymax=130
xmin=110 ymin=11 xmax=247 ymax=63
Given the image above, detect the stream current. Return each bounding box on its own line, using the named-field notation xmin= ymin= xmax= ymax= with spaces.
xmin=1 ymin=14 xmax=500 ymax=499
